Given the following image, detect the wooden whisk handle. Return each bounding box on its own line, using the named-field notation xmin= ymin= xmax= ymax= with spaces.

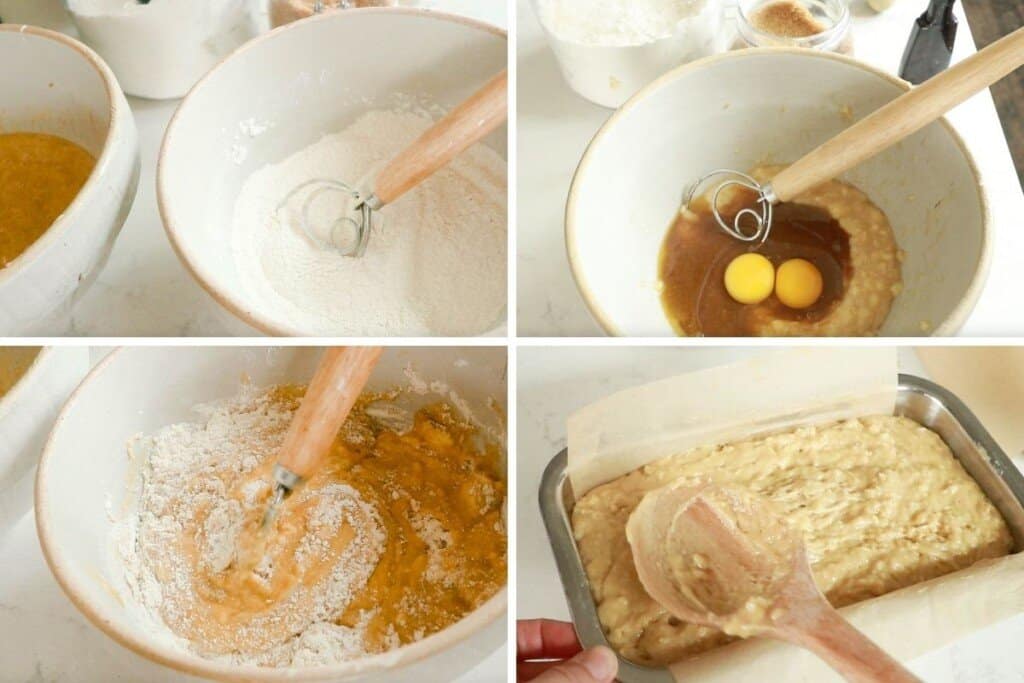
xmin=770 ymin=25 xmax=1024 ymax=202
xmin=276 ymin=347 xmax=383 ymax=481
xmin=373 ymin=69 xmax=508 ymax=206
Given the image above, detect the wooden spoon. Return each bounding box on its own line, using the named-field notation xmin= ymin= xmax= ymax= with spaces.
xmin=626 ymin=481 xmax=920 ymax=683
xmin=262 ymin=346 xmax=383 ymax=525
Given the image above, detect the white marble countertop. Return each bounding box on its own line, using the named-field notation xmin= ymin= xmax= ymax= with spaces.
xmin=516 ymin=0 xmax=1024 ymax=337
xmin=0 ymin=343 xmax=506 ymax=682
xmin=4 ymin=0 xmax=508 ymax=337
xmin=516 ymin=346 xmax=1024 ymax=681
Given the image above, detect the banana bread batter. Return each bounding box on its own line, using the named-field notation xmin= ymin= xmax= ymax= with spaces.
xmin=0 ymin=133 xmax=95 ymax=268
xmin=0 ymin=347 xmax=40 ymax=397
xmin=572 ymin=416 xmax=1012 ymax=666
xmin=627 ymin=482 xmax=801 ymax=640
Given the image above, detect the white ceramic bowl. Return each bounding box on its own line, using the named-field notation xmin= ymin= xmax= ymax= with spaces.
xmin=36 ymin=346 xmax=507 ymax=683
xmin=0 ymin=346 xmax=89 ymax=527
xmin=0 ymin=25 xmax=140 ymax=335
xmin=531 ymin=0 xmax=730 ymax=108
xmin=567 ymin=49 xmax=989 ymax=336
xmin=159 ymin=8 xmax=508 ymax=337
xmin=67 ymin=0 xmax=254 ymax=100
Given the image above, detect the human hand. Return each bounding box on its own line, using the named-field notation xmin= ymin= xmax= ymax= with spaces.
xmin=517 ymin=619 xmax=618 ymax=683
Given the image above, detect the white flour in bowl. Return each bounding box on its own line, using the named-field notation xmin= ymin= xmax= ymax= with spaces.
xmin=231 ymin=108 xmax=507 ymax=337
xmin=536 ymin=0 xmax=707 ymax=46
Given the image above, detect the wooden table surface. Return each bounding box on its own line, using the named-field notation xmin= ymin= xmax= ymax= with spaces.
xmin=963 ymin=0 xmax=1023 ymax=188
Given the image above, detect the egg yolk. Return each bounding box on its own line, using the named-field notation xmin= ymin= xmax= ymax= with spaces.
xmin=724 ymin=253 xmax=775 ymax=305
xmin=776 ymin=258 xmax=824 ymax=309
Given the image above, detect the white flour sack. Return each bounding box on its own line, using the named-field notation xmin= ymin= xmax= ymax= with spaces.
xmin=232 ymin=109 xmax=508 ymax=337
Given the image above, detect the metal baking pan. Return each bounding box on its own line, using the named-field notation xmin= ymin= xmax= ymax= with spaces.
xmin=538 ymin=374 xmax=1024 ymax=683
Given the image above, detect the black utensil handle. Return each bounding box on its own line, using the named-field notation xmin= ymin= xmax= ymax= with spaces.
xmin=924 ymin=0 xmax=957 ymax=23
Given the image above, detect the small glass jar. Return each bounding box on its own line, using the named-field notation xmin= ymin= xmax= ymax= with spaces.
xmin=735 ymin=0 xmax=852 ymax=54
xmin=269 ymin=0 xmax=398 ymax=28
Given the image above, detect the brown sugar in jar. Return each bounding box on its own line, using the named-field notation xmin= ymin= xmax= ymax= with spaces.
xmin=751 ymin=0 xmax=825 ymax=37
xmin=736 ymin=0 xmax=853 ymax=54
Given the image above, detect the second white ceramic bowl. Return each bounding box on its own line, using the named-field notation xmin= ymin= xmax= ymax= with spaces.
xmin=567 ymin=49 xmax=989 ymax=336
xmin=66 ymin=0 xmax=254 ymax=100
xmin=531 ymin=0 xmax=730 ymax=108
xmin=0 ymin=346 xmax=90 ymax=527
xmin=36 ymin=346 xmax=507 ymax=682
xmin=0 ymin=25 xmax=140 ymax=335
xmin=159 ymin=8 xmax=508 ymax=337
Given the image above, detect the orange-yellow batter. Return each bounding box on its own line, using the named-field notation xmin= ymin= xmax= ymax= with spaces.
xmin=0 ymin=347 xmax=40 ymax=397
xmin=0 ymin=132 xmax=96 ymax=268
xmin=136 ymin=386 xmax=506 ymax=664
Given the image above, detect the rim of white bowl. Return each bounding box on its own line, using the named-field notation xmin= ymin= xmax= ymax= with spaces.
xmin=565 ymin=47 xmax=991 ymax=338
xmin=0 ymin=25 xmax=128 ymax=288
xmin=157 ymin=8 xmax=508 ymax=338
xmin=35 ymin=347 xmax=508 ymax=682
xmin=0 ymin=346 xmax=49 ymax=422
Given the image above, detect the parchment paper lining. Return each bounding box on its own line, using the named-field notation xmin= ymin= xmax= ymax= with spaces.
xmin=670 ymin=553 xmax=1024 ymax=682
xmin=565 ymin=347 xmax=1023 ymax=682
xmin=567 ymin=348 xmax=897 ymax=498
